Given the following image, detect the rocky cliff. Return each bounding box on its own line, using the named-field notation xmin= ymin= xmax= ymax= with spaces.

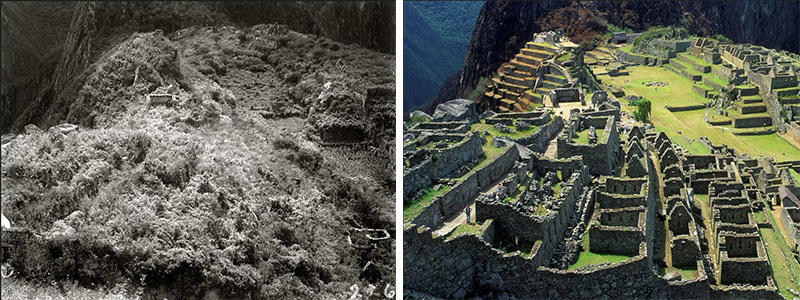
xmin=428 ymin=0 xmax=800 ymax=113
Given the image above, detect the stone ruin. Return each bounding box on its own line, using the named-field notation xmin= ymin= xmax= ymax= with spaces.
xmin=404 ymin=104 xmax=791 ymax=298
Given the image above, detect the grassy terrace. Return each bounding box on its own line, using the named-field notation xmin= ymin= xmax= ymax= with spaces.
xmin=572 ymin=128 xmax=605 ymax=145
xmin=757 ymin=208 xmax=800 ymax=299
xmin=668 ymin=60 xmax=702 ymax=76
xmin=470 ymin=119 xmax=541 ymax=139
xmin=704 ymin=71 xmax=729 ymax=88
xmin=568 ymin=230 xmax=633 ymax=270
xmin=594 ymin=65 xmax=800 ymax=161
xmin=448 ymin=222 xmax=485 ymax=239
xmin=678 ymin=53 xmax=713 ymax=67
xmin=618 ymin=44 xmax=659 ymax=59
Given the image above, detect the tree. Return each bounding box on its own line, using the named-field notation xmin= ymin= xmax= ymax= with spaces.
xmin=632 ymin=98 xmax=651 ymax=123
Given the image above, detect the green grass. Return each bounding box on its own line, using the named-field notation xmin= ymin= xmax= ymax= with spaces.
xmin=618 ymin=44 xmax=658 ymax=59
xmin=790 ymin=169 xmax=800 ymax=183
xmin=556 ymin=52 xmax=569 ymax=62
xmin=753 ymin=210 xmax=766 ymax=223
xmin=669 ymin=59 xmax=702 ymax=76
xmin=758 ymin=226 xmax=800 ymax=299
xmin=759 ymin=201 xmax=800 ymax=299
xmin=742 ymin=95 xmax=763 ymax=102
xmin=678 ymin=53 xmax=713 ymax=67
xmin=572 ymin=128 xmax=604 ymax=144
xmin=676 ymin=265 xmax=698 ymax=280
xmin=594 ymin=65 xmax=800 ymax=162
xmin=704 ymin=73 xmax=729 ymax=88
xmin=470 ymin=120 xmax=541 ymax=139
xmin=449 ymin=222 xmax=483 ymax=238
xmin=403 ymin=185 xmax=451 ymax=223
xmin=568 ymin=231 xmax=633 ymax=270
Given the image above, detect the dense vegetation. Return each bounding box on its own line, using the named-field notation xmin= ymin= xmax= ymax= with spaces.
xmin=403 ymin=1 xmax=483 ymax=115
xmin=1 ymin=22 xmax=394 ymax=299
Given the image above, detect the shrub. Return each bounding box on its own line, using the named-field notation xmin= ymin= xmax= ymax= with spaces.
xmin=273 ymin=137 xmax=299 ymax=151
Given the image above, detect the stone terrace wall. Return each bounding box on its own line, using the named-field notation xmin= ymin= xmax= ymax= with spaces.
xmin=516 ymin=116 xmax=564 ymax=153
xmin=402 ymin=132 xmax=483 ymax=204
xmin=409 ymin=145 xmax=521 ymax=227
xmin=404 ymin=226 xmax=675 ymax=299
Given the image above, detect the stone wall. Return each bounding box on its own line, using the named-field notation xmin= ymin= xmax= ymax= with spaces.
xmin=666 ymin=105 xmax=706 ymax=112
xmin=485 ymin=111 xmax=551 ymax=126
xmin=557 ymin=117 xmax=619 ymax=176
xmin=515 ymin=116 xmax=564 ymax=152
xmin=404 ymin=226 xmax=672 ymax=299
xmin=589 ymin=219 xmax=645 ymax=255
xmin=732 ymin=115 xmax=772 ymax=128
xmin=408 ymin=145 xmax=520 ymax=227
xmin=403 ymin=132 xmax=483 ymax=204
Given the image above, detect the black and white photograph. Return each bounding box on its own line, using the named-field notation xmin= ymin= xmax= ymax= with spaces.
xmin=1 ymin=1 xmax=395 ymax=299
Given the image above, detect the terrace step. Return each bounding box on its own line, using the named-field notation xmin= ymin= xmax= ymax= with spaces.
xmin=523 ymin=90 xmax=543 ymax=103
xmin=541 ymin=80 xmax=561 ymax=90
xmin=779 ymin=96 xmax=800 ymax=105
xmin=524 ymin=42 xmax=556 ymax=54
xmin=734 ymin=102 xmax=767 ymax=114
xmin=498 ymin=106 xmax=510 ymax=112
xmin=521 ymin=48 xmax=553 ymax=59
xmin=510 ymin=59 xmax=539 ymax=73
xmin=534 ymin=87 xmax=551 ymax=95
xmin=500 ymin=99 xmax=516 ymax=109
xmin=513 ymin=103 xmax=525 ymax=112
xmin=741 ymin=95 xmax=763 ymax=104
xmin=516 ymin=54 xmax=543 ymax=66
xmin=775 ymin=87 xmax=800 ymax=97
xmin=731 ymin=113 xmax=772 ymax=128
xmin=544 ymin=74 xmax=568 ymax=85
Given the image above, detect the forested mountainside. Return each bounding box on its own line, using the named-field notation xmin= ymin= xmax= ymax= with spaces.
xmin=403 ymin=1 xmax=482 ymax=114
xmin=425 ymin=0 xmax=800 ymax=114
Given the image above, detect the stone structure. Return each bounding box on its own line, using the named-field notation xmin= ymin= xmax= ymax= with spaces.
xmin=557 ymin=115 xmax=620 ymax=176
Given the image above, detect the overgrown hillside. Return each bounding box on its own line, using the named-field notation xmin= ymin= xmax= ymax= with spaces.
xmin=403 ymin=1 xmax=482 ymax=114
xmin=1 ymin=1 xmax=395 ymax=134
xmin=1 ymin=21 xmax=394 ymax=300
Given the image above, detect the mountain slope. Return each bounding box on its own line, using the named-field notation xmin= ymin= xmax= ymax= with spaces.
xmin=403 ymin=1 xmax=482 ymax=114
xmin=428 ymin=0 xmax=800 ymax=113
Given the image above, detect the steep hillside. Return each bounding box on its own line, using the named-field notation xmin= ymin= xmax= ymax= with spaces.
xmin=403 ymin=1 xmax=482 ymax=114
xmin=2 ymin=18 xmax=394 ymax=300
xmin=428 ymin=0 xmax=800 ymax=113
xmin=1 ymin=1 xmax=395 ymax=134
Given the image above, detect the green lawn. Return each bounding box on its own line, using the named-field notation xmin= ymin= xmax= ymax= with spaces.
xmin=790 ymin=169 xmax=800 ymax=183
xmin=595 ymin=65 xmax=800 ymax=162
xmin=678 ymin=53 xmax=713 ymax=67
xmin=568 ymin=230 xmax=633 ymax=270
xmin=758 ymin=225 xmax=800 ymax=299
xmin=449 ymin=222 xmax=484 ymax=238
xmin=678 ymin=268 xmax=698 ymax=280
xmin=572 ymin=128 xmax=604 ymax=144
xmin=759 ymin=200 xmax=800 ymax=299
xmin=753 ymin=210 xmax=766 ymax=223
